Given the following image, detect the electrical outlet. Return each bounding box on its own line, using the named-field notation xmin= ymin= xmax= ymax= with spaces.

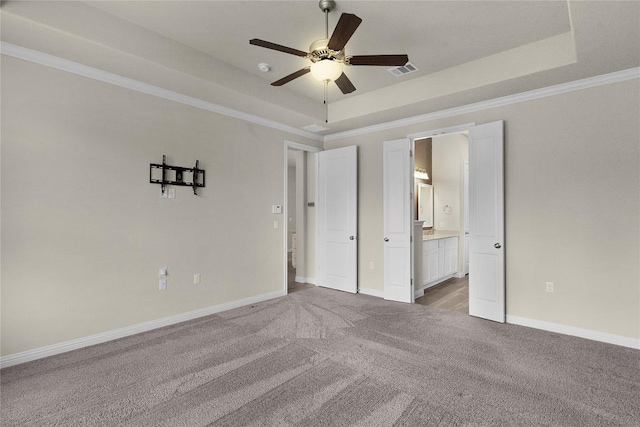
xmin=159 ymin=278 xmax=167 ymax=290
xmin=546 ymin=281 xmax=554 ymax=293
xmin=194 ymin=273 xmax=201 ymax=284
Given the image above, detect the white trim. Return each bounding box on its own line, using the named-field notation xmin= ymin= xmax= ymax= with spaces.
xmin=0 ymin=290 xmax=284 ymax=369
xmin=358 ymin=287 xmax=384 ymax=299
xmin=506 ymin=315 xmax=640 ymax=350
xmin=414 ymin=288 xmax=425 ymax=299
xmin=324 ymin=67 xmax=640 ymax=142
xmin=408 ymin=123 xmax=476 ymax=141
xmin=2 ymin=43 xmax=637 ymax=146
xmin=0 ymin=42 xmax=323 ymax=143
xmin=285 ymin=140 xmax=322 ymax=153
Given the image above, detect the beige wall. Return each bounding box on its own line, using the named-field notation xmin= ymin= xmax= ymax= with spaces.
xmin=2 ymin=54 xmax=638 ymax=358
xmin=325 ymin=78 xmax=640 ymax=340
xmin=305 ymin=152 xmax=317 ymax=281
xmin=1 ymin=57 xmax=320 ymax=356
xmin=287 ymin=165 xmax=296 ymax=251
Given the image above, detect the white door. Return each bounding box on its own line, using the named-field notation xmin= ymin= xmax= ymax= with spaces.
xmin=383 ymin=138 xmax=413 ymax=303
xmin=468 ymin=121 xmax=505 ymax=322
xmin=317 ymin=146 xmax=358 ymax=293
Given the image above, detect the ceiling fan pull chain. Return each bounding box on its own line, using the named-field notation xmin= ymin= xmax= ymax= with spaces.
xmin=324 ymin=81 xmax=329 ymax=123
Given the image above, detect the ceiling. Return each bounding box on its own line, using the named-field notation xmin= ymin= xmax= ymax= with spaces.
xmin=2 ymin=1 xmax=639 ymax=137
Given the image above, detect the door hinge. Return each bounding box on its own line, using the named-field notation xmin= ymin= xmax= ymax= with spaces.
xmin=409 ymin=150 xmax=413 ymax=157
xmin=410 ymin=235 xmax=413 ymax=242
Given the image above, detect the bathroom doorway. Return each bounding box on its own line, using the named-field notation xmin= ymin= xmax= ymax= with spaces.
xmin=413 ymin=131 xmax=470 ymax=314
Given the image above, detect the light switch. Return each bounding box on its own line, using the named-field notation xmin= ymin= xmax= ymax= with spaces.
xmin=194 ymin=273 xmax=201 ymax=284
xmin=272 ymin=205 xmax=282 ymax=214
xmin=159 ymin=267 xmax=167 ymax=277
xmin=159 ymin=279 xmax=167 ymax=290
xmin=273 ymin=220 xmax=279 ymax=229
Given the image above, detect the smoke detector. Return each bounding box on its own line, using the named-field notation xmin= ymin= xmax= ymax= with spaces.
xmin=258 ymin=63 xmax=271 ymax=72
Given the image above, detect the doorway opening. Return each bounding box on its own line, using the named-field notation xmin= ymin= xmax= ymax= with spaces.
xmin=284 ymin=141 xmax=320 ymax=295
xmin=412 ymin=131 xmax=470 ymax=314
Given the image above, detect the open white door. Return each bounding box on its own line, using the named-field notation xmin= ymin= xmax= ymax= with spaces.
xmin=317 ymin=146 xmax=357 ymax=293
xmin=383 ymin=138 xmax=413 ymax=303
xmin=469 ymin=121 xmax=505 ymax=322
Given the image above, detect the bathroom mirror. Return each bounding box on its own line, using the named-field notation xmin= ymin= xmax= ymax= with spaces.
xmin=417 ymin=183 xmax=434 ymax=227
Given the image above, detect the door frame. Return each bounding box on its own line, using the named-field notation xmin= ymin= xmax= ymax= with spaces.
xmin=283 ymin=140 xmax=321 ymax=296
xmin=407 ymin=122 xmax=476 ymax=290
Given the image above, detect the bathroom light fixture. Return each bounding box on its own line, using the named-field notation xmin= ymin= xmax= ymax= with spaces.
xmin=414 ymin=168 xmax=429 ymax=180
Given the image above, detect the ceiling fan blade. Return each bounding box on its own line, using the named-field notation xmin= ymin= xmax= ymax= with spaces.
xmin=334 ymin=72 xmax=356 ymax=94
xmin=250 ymin=39 xmax=308 ymax=57
xmin=327 ymin=13 xmax=362 ymax=51
xmin=348 ymin=55 xmax=409 ymax=66
xmin=271 ymin=67 xmax=311 ymax=86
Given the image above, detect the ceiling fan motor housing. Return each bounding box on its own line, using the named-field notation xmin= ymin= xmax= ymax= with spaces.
xmin=309 ymin=39 xmax=345 ymax=63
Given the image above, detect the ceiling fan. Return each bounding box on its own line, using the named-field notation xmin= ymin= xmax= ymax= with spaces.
xmin=249 ymin=0 xmax=409 ymax=98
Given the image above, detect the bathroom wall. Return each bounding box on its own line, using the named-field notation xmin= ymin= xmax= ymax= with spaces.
xmin=287 ymin=165 xmax=296 ymax=251
xmin=432 ymin=133 xmax=467 ymax=231
xmin=414 ymin=138 xmax=432 ymax=223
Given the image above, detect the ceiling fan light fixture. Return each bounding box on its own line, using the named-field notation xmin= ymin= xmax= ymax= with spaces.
xmin=310 ymin=59 xmax=342 ymax=82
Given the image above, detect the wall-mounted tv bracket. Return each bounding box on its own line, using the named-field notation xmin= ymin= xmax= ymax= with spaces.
xmin=150 ymin=155 xmax=205 ymax=195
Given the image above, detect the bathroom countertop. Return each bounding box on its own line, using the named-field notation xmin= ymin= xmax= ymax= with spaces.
xmin=423 ymin=231 xmax=459 ymax=241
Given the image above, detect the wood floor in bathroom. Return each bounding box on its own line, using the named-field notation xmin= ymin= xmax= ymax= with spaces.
xmin=415 ymin=276 xmax=469 ymax=314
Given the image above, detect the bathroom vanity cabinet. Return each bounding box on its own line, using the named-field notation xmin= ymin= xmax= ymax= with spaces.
xmin=422 ymin=235 xmax=458 ymax=291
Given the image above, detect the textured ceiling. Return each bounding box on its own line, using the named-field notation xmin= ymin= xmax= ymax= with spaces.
xmin=2 ymin=1 xmax=639 ymax=136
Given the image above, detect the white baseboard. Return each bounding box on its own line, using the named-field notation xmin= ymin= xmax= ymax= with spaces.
xmin=358 ymin=287 xmax=384 ymax=299
xmin=295 ymin=276 xmax=316 ymax=285
xmin=414 ymin=289 xmax=425 ymax=299
xmin=506 ymin=315 xmax=640 ymax=350
xmin=0 ymin=290 xmax=285 ymax=369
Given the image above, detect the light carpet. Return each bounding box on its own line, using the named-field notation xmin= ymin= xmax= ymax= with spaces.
xmin=1 ymin=287 xmax=639 ymax=426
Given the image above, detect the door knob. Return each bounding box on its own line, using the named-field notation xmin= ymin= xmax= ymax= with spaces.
xmin=349 ymin=236 xmax=355 ymax=240
xmin=494 ymin=243 xmax=502 ymax=249
xmin=384 ymin=237 xmax=389 ymax=242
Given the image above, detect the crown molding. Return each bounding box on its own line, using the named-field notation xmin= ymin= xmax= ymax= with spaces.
xmin=0 ymin=42 xmax=323 ymax=143
xmin=323 ymin=67 xmax=640 ymax=142
xmin=2 ymin=42 xmax=638 ymax=146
